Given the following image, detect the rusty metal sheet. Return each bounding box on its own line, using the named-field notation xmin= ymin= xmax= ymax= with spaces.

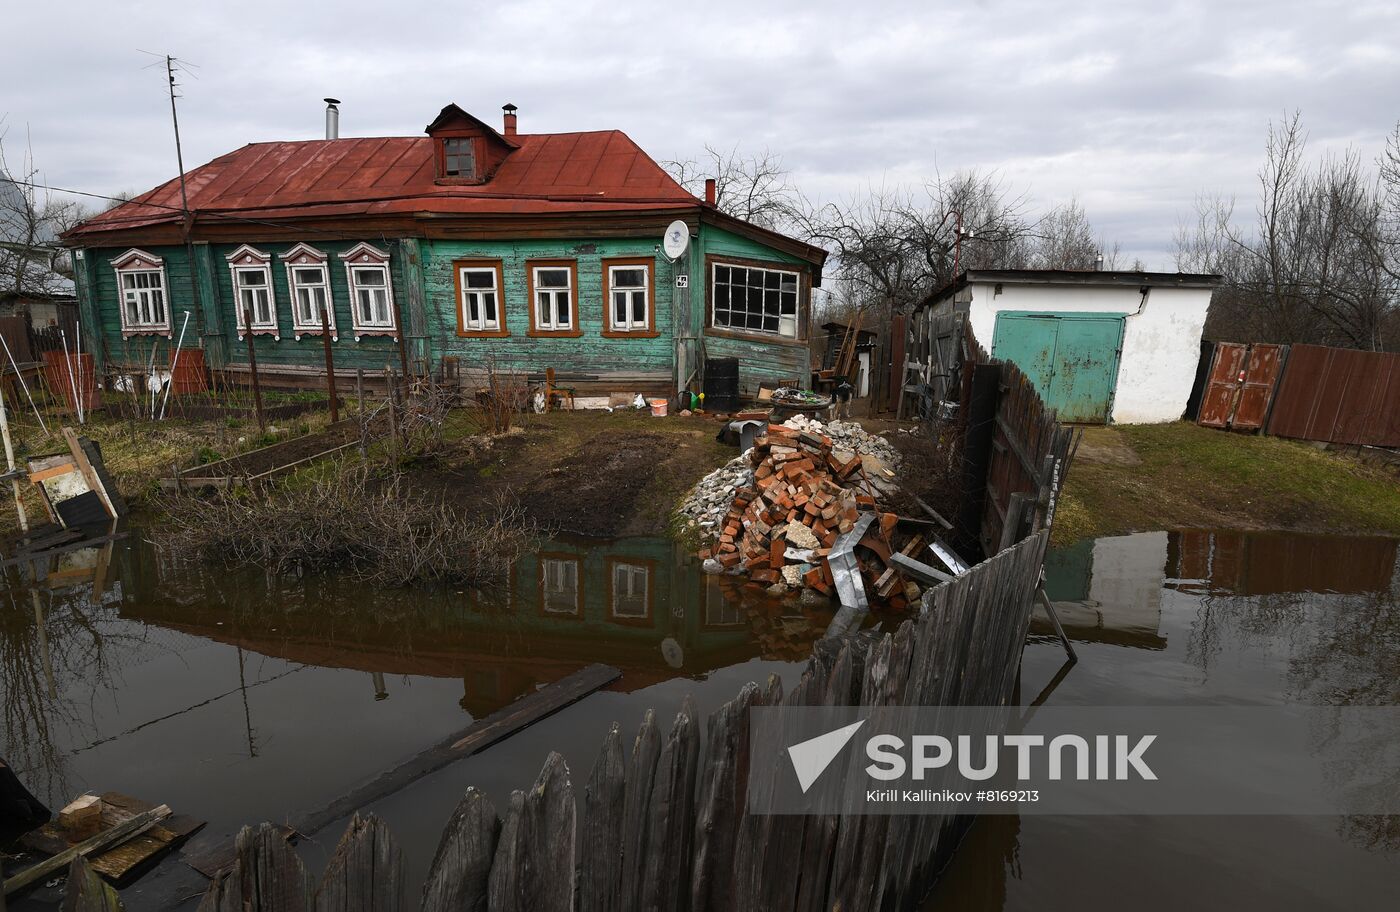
xmin=69 ymin=129 xmax=698 ymax=240
xmin=1266 ymin=344 xmax=1400 ymax=447
xmin=1197 ymin=342 xmax=1247 ymax=429
xmin=1231 ymin=343 xmax=1286 ymax=431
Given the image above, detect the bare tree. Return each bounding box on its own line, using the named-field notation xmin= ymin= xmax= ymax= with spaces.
xmin=0 ymin=129 xmax=91 ymax=299
xmin=664 ymin=144 xmax=800 ymax=230
xmin=1179 ymin=112 xmax=1399 ymax=350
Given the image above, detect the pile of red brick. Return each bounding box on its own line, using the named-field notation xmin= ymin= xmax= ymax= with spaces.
xmin=698 ymin=423 xmax=924 ymax=609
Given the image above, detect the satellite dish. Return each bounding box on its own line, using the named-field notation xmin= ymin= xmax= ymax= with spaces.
xmin=662 ymin=220 xmax=690 ymax=261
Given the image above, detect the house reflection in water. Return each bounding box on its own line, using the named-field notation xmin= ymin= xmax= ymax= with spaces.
xmin=108 ymin=534 xmax=840 ymax=719
xmin=1040 ymin=529 xmax=1399 ymax=653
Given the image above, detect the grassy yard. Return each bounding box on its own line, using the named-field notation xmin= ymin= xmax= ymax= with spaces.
xmin=1053 ymin=422 xmax=1400 ymax=543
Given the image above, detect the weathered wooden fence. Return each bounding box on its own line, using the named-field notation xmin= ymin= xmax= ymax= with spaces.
xmin=896 ymin=312 xmax=968 ymax=420
xmin=188 ymin=531 xmax=1048 ymax=912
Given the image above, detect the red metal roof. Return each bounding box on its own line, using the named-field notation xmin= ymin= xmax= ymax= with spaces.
xmin=68 ymin=131 xmax=700 ymax=237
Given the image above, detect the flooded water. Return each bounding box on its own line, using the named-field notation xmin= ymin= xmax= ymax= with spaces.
xmin=1 ymin=532 xmax=835 ymax=907
xmin=928 ymin=530 xmax=1400 ymax=910
xmin=3 ymin=528 xmax=1398 ymax=909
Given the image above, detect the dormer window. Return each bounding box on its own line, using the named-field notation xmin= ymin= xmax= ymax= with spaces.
xmin=443 ymin=138 xmax=475 ymax=178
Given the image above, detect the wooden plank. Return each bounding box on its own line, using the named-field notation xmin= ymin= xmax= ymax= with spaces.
xmin=27 ymin=463 xmax=76 ymax=484
xmin=521 ymin=753 xmax=575 ymax=912
xmin=292 ymin=663 xmax=618 ymax=839
xmin=4 ymin=806 xmax=169 ymax=897
xmin=62 ymin=429 xmax=115 ymax=520
xmin=578 ymin=725 xmax=625 ymax=912
xmin=638 ymin=701 xmax=699 ymax=912
xmin=689 ymin=683 xmax=758 ymax=912
xmin=422 ymin=789 xmax=498 ymax=912
xmin=993 ymin=413 xmax=1042 ymax=484
xmin=197 ymin=823 xmax=311 ymax=912
xmin=890 ymin=552 xmax=953 ymax=586
xmin=59 ymin=857 xmax=121 ymax=912
xmin=313 ymin=813 xmax=403 ymax=912
xmin=619 ymin=710 xmax=660 ymax=912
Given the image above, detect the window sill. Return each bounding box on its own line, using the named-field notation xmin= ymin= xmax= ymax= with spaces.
xmin=527 ymin=328 xmax=584 ymax=338
xmin=351 ymin=327 xmax=398 ymax=339
xmin=292 ymin=327 xmax=339 ymax=342
xmin=457 ymin=328 xmax=511 ymax=338
xmin=704 ymin=326 xmax=806 ymax=348
xmin=237 ymin=327 xmax=281 ymax=341
xmin=121 ymin=327 xmax=173 ymax=339
xmin=600 ymin=328 xmax=661 ymax=339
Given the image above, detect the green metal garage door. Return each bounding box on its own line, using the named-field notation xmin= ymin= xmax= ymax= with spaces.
xmin=991 ymin=312 xmax=1124 ymax=423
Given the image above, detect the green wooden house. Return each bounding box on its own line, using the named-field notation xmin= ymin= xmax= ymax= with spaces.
xmin=62 ymin=103 xmax=827 ymax=400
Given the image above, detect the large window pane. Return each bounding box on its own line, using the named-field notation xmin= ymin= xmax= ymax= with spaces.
xmin=538 ymin=268 xmax=569 ymax=288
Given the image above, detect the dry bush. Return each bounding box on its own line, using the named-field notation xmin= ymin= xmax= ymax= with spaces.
xmin=155 ymin=461 xmax=537 ymax=587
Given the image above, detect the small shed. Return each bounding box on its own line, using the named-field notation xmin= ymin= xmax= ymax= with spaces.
xmin=920 ymin=270 xmax=1220 ymax=423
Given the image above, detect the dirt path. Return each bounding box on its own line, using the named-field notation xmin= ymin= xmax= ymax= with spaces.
xmin=411 ymin=410 xmax=735 ymax=537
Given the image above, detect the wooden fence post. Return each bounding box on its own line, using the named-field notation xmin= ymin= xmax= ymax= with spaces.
xmin=319 ymin=305 xmax=338 ymax=424
xmin=243 ymin=307 xmax=265 ymax=433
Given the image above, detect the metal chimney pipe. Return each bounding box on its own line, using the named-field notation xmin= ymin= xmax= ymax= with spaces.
xmin=324 ymin=98 xmax=341 ymax=140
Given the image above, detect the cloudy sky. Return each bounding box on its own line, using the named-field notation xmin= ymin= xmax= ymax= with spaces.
xmin=3 ymin=0 xmax=1396 ymax=268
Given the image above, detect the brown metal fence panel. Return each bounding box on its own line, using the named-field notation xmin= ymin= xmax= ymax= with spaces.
xmin=1267 ymin=344 xmax=1400 ymax=447
xmin=1197 ymin=342 xmax=1247 ymax=428
xmin=1298 ymin=346 xmax=1394 ymax=444
xmin=1232 ymin=343 xmax=1285 ymax=431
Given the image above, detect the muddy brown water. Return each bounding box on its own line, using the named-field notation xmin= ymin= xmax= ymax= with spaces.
xmin=2 ymin=529 xmax=1398 ymax=909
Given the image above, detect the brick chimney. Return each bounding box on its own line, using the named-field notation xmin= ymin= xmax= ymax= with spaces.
xmin=502 ymin=103 xmax=518 ymax=136
xmin=704 ymin=178 xmax=716 ymax=205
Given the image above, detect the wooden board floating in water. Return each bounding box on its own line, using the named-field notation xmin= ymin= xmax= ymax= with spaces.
xmin=298 ymin=663 xmax=620 ymax=836
xmin=183 ymin=663 xmax=621 ymax=879
xmin=4 ymin=805 xmax=171 ymax=898
xmin=20 ymin=793 xmax=205 ymax=887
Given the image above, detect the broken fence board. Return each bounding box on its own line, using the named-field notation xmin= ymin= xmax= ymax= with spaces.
xmin=421 ymin=789 xmax=498 ymax=912
xmin=618 ymin=710 xmax=661 ymax=912
xmin=313 ymin=813 xmax=403 ymax=912
xmin=578 ymin=726 xmax=625 ymax=912
xmin=59 ymin=857 xmax=121 ymax=912
xmin=197 ymin=823 xmax=311 ymax=912
xmin=638 ymin=700 xmax=699 ymax=912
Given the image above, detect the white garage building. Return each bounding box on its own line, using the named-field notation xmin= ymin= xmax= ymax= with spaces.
xmin=923 ymin=270 xmax=1220 ymax=424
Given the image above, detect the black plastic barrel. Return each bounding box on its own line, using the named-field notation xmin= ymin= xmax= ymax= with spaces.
xmin=703 ymin=357 xmax=740 ymax=413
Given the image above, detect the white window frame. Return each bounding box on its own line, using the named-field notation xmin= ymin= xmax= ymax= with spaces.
xmin=459 ymin=265 xmax=502 ymax=333
xmin=111 ymin=249 xmax=173 ymax=338
xmin=227 ymin=245 xmax=278 ymax=340
xmin=339 ymin=242 xmax=397 ymax=340
xmin=610 ymin=562 xmax=650 ymax=620
xmin=541 ymin=557 xmax=580 ymax=616
xmin=607 ymin=263 xmax=650 ymax=332
xmin=531 ymin=264 xmax=575 ymax=332
xmin=711 ymin=261 xmax=802 ymax=339
xmin=280 ymin=243 xmax=337 ymax=341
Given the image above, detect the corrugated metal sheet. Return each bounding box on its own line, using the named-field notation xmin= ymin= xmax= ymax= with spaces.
xmin=69 ymin=131 xmax=698 ymax=238
xmin=1267 ymin=344 xmax=1400 ymax=447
